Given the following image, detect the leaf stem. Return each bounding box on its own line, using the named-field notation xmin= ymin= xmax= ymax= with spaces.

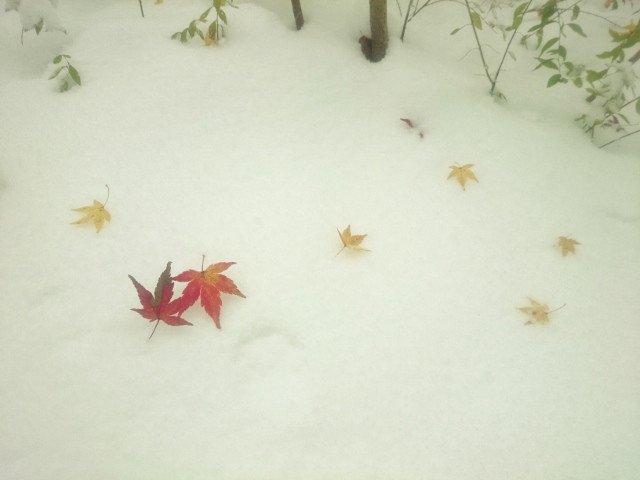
xmin=103 ymin=184 xmax=110 ymax=207
xmin=148 ymin=319 xmax=160 ymax=340
xmin=548 ymin=303 xmax=566 ymax=314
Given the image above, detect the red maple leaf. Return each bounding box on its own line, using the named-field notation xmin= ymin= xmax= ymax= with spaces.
xmin=173 ymin=257 xmax=245 ymax=329
xmin=129 ymin=262 xmax=192 ymax=339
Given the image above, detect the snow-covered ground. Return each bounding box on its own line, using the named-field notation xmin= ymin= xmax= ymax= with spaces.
xmin=1 ymin=1 xmax=639 ymax=479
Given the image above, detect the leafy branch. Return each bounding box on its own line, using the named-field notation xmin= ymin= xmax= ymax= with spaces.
xmin=171 ymin=0 xmax=236 ymax=45
xmin=460 ymin=0 xmax=533 ymax=99
xmin=49 ymin=54 xmax=81 ymax=92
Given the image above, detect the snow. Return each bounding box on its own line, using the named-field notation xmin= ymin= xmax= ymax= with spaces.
xmin=1 ymin=0 xmax=639 ymax=479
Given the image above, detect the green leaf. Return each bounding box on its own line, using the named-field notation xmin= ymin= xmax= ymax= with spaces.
xmin=68 ymin=65 xmax=81 ymax=86
xmin=471 ymin=11 xmax=482 ymax=30
xmin=547 ymin=73 xmax=566 ymax=87
xmin=513 ymin=2 xmax=528 ymax=20
xmin=636 ymin=98 xmax=640 ymax=115
xmin=571 ymin=5 xmax=580 ymax=21
xmin=507 ymin=2 xmax=527 ymax=30
xmin=450 ymin=27 xmax=463 ymax=35
xmin=534 ymin=57 xmax=558 ymax=71
xmin=218 ymin=8 xmax=227 ymax=24
xmin=48 ymin=66 xmax=64 ymax=79
xmin=540 ymin=37 xmax=559 ymax=54
xmin=539 ymin=0 xmax=556 ymax=21
xmin=180 ymin=30 xmax=188 ymax=43
xmin=572 ymin=77 xmax=583 ymax=88
xmin=199 ymin=6 xmax=212 ymax=22
xmin=528 ymin=23 xmax=543 ymax=33
xmin=508 ymin=16 xmax=523 ymax=31
xmin=34 ymin=19 xmax=43 ymax=35
xmin=208 ymin=22 xmax=217 ymax=39
xmin=53 ymin=55 xmax=63 ymax=64
xmin=586 ymin=69 xmax=607 ymax=84
xmin=171 ymin=32 xmax=180 ymax=40
xmin=568 ymin=23 xmax=586 ymax=37
xmin=596 ymin=49 xmax=614 ymax=59
xmin=557 ymin=45 xmax=567 ymax=60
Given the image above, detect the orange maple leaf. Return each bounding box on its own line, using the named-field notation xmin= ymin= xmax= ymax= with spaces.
xmin=173 ymin=257 xmax=245 ymax=329
xmin=336 ymin=224 xmax=370 ymax=256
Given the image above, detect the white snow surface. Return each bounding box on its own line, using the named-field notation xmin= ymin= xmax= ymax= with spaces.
xmin=1 ymin=1 xmax=639 ymax=479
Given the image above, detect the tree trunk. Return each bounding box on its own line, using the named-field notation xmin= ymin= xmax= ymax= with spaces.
xmin=368 ymin=0 xmax=388 ymax=62
xmin=291 ymin=0 xmax=304 ymax=30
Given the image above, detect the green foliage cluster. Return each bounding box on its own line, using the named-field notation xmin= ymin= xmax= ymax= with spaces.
xmin=524 ymin=0 xmax=639 ymax=144
xmin=49 ymin=54 xmax=81 ymax=92
xmin=439 ymin=0 xmax=639 ymax=146
xmin=171 ymin=0 xmax=236 ymax=45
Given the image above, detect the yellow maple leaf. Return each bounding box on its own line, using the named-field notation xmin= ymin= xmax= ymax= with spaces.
xmin=71 ymin=185 xmax=111 ymax=233
xmin=517 ymin=298 xmax=551 ymax=325
xmin=336 ymin=225 xmax=370 ymax=256
xmin=557 ymin=236 xmax=580 ymax=256
xmin=447 ymin=164 xmax=478 ymax=190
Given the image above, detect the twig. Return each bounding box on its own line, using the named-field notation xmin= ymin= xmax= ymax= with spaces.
xmin=139 ymin=0 xmax=145 ymax=18
xmin=400 ymin=0 xmax=414 ymax=41
xmin=464 ymin=0 xmax=492 ymax=88
xmin=598 ymin=129 xmax=640 ymax=148
xmin=490 ymin=0 xmax=533 ymax=95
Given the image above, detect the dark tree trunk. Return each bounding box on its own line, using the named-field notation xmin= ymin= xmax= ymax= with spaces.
xmin=291 ymin=0 xmax=304 ymax=30
xmin=368 ymin=0 xmax=388 ymax=62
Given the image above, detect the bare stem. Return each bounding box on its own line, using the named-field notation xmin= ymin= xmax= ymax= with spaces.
xmin=491 ymin=0 xmax=533 ymax=95
xmin=463 ymin=0 xmax=493 ymax=89
xmin=400 ymin=0 xmax=414 ymax=42
xmin=599 ymin=129 xmax=640 ymax=148
xmin=103 ymin=184 xmax=110 ymax=207
xmin=139 ymin=0 xmax=144 ymax=18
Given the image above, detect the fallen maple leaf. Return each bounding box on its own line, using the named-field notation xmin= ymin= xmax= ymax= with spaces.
xmin=174 ymin=256 xmax=245 ymax=329
xmin=557 ymin=236 xmax=580 ymax=256
xmin=71 ymin=184 xmax=111 ymax=232
xmin=518 ymin=298 xmax=550 ymax=325
xmin=447 ymin=164 xmax=478 ymax=190
xmin=129 ymin=262 xmax=192 ymax=339
xmin=336 ymin=224 xmax=370 ymax=256
xmin=517 ymin=298 xmax=565 ymax=325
